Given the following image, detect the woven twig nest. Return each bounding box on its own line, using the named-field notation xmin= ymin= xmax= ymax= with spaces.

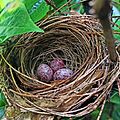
xmin=2 ymin=15 xmax=120 ymax=118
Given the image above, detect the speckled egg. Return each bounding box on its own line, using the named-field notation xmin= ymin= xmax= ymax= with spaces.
xmin=53 ymin=68 xmax=73 ymax=80
xmin=37 ymin=64 xmax=53 ymax=82
xmin=49 ymin=58 xmax=65 ymax=72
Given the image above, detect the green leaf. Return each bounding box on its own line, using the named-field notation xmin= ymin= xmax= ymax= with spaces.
xmin=0 ymin=91 xmax=7 ymax=107
xmin=91 ymin=109 xmax=100 ymax=120
xmin=0 ymin=0 xmax=13 ymax=11
xmin=53 ymin=0 xmax=69 ymax=12
xmin=0 ymin=0 xmax=44 ymax=44
xmin=112 ymin=5 xmax=120 ymax=41
xmin=100 ymin=103 xmax=112 ymax=120
xmin=112 ymin=0 xmax=120 ymax=11
xmin=112 ymin=104 xmax=120 ymax=120
xmin=110 ymin=92 xmax=120 ymax=105
xmin=53 ymin=0 xmax=67 ymax=8
xmin=70 ymin=0 xmax=84 ymax=14
xmin=0 ymin=106 xmax=5 ymax=119
xmin=23 ymin=0 xmax=49 ymax=23
xmin=0 ymin=91 xmax=7 ymax=119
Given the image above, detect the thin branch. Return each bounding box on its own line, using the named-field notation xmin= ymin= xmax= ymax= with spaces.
xmin=93 ymin=0 xmax=117 ymax=62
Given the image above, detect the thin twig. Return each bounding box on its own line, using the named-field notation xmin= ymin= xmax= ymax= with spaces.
xmin=97 ymin=97 xmax=106 ymax=120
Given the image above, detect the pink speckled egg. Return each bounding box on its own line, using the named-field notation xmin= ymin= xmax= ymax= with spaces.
xmin=49 ymin=58 xmax=65 ymax=72
xmin=53 ymin=68 xmax=73 ymax=80
xmin=37 ymin=64 xmax=53 ymax=82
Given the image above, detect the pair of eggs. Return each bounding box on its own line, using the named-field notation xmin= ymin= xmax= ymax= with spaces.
xmin=36 ymin=58 xmax=73 ymax=82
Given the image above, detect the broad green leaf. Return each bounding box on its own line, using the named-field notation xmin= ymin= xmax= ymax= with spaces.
xmin=0 ymin=0 xmax=44 ymax=44
xmin=23 ymin=0 xmax=49 ymax=23
xmin=110 ymin=92 xmax=120 ymax=105
xmin=0 ymin=91 xmax=7 ymax=107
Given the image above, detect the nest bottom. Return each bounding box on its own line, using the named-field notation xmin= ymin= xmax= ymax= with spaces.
xmin=2 ymin=15 xmax=120 ymax=118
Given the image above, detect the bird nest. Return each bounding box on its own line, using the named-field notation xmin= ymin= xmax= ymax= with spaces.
xmin=1 ymin=15 xmax=120 ymax=118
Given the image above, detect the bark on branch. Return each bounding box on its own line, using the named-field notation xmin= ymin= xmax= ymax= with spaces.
xmin=93 ymin=0 xmax=117 ymax=62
